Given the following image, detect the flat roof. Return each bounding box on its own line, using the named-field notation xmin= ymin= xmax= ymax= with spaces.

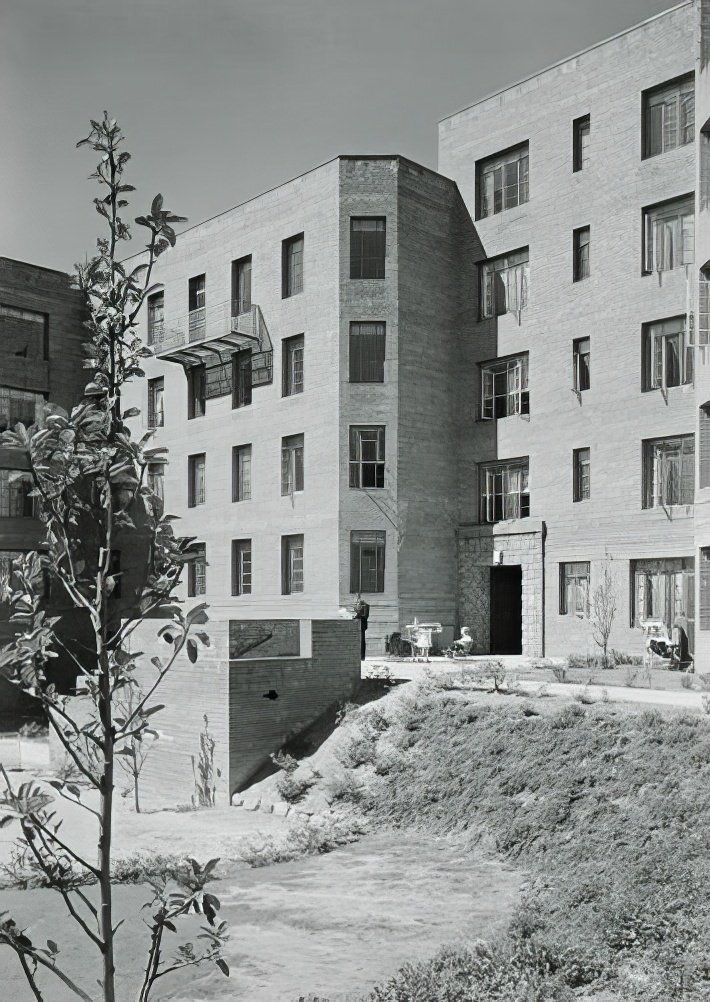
xmin=439 ymin=1 xmax=691 ymax=124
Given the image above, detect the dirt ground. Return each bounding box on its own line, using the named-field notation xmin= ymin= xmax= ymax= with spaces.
xmin=1 ymin=831 xmax=520 ymax=1002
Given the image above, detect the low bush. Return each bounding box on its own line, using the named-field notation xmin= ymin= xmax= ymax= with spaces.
xmin=551 ymin=664 xmax=568 ymax=683
xmin=276 ymin=769 xmax=318 ymax=804
xmin=239 ymin=815 xmax=365 ymax=868
xmin=111 ymin=852 xmax=193 ymax=884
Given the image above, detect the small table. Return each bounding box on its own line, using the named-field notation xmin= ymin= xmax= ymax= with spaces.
xmin=404 ymin=622 xmax=443 ymax=662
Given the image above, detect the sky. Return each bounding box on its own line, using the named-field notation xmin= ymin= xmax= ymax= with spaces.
xmin=0 ymin=0 xmax=682 ymax=274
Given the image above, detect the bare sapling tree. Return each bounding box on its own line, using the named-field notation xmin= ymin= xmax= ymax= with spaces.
xmin=0 ymin=114 xmax=228 ymax=1001
xmin=592 ymin=561 xmax=617 ymax=668
xmin=115 ymin=686 xmax=158 ymax=814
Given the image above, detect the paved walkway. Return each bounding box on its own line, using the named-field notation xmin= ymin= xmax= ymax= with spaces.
xmin=363 ymin=655 xmax=707 ymax=711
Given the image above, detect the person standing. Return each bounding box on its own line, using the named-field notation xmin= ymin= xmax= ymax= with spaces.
xmin=353 ymin=593 xmax=370 ymax=661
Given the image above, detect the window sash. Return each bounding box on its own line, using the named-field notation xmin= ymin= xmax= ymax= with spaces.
xmin=187 ymin=367 xmax=205 ymax=419
xmin=284 ymin=236 xmax=304 ymax=297
xmin=188 ymin=544 xmax=206 ymax=597
xmin=574 ymin=339 xmax=591 ymax=391
xmin=233 ymin=446 xmax=252 ymax=502
xmin=232 ymin=539 xmax=252 ymax=595
xmin=350 ymin=218 xmax=386 ymax=279
xmin=645 ymin=78 xmax=695 ymax=157
xmin=233 ymin=258 xmax=252 ymax=315
xmin=283 ymin=535 xmax=304 ymax=593
xmin=644 ymin=200 xmax=694 ymax=273
xmin=633 ymin=558 xmax=694 ymax=648
xmin=281 ymin=436 xmax=304 ymax=495
xmin=350 ymin=531 xmax=386 ymax=593
xmin=147 ymin=292 xmax=164 ymax=345
xmin=349 ymin=426 xmax=385 ymax=488
xmin=349 ymin=322 xmax=385 ymax=382
xmin=481 ymin=251 xmax=529 ymax=319
xmin=644 ymin=437 xmax=694 ymax=508
xmin=480 ymin=461 xmax=529 ymax=522
xmin=233 ymin=351 xmax=253 ymax=408
xmin=188 ymin=455 xmax=206 ymax=507
xmin=479 ymin=151 xmax=529 ymax=218
xmin=645 ymin=318 xmax=688 ymax=390
xmin=283 ymin=336 xmax=304 ymax=395
xmin=481 ymin=356 xmax=529 ymax=419
xmin=148 ymin=378 xmax=164 ymax=427
xmin=0 ymin=387 xmax=45 ymax=432
xmin=560 ymin=562 xmax=590 ymax=616
xmin=574 ymin=450 xmax=591 ymax=501
xmin=0 ymin=470 xmax=35 ymax=518
xmin=574 ymin=228 xmax=590 ymax=280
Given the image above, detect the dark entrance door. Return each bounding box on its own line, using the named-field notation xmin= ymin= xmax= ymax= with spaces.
xmin=490 ymin=565 xmax=522 ymax=655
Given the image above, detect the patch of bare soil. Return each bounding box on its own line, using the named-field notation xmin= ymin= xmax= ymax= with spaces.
xmin=1 ymin=832 xmax=520 ymax=1002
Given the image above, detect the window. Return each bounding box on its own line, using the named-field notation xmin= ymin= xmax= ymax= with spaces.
xmin=0 ymin=387 xmax=45 ymax=432
xmin=0 ymin=551 xmax=22 ymax=585
xmin=0 ymin=304 xmax=48 ymax=361
xmin=573 ymin=115 xmax=590 ymax=172
xmin=643 ymin=196 xmax=694 ymax=274
xmin=350 ymin=530 xmax=386 ymax=593
xmin=643 ymin=75 xmax=694 ymax=158
xmin=282 ymin=234 xmax=304 ymax=298
xmin=350 ymin=218 xmax=386 ymax=279
xmin=481 ymin=355 xmax=529 ymax=419
xmin=643 ymin=316 xmax=691 ymax=391
xmin=573 ymin=338 xmax=590 ymax=391
xmin=232 ymin=445 xmax=252 ymax=502
xmin=147 ymin=462 xmax=164 ymax=517
xmin=560 ymin=562 xmax=590 ymax=617
xmin=148 ymin=377 xmax=164 ymax=428
xmin=573 ymin=226 xmax=590 ymax=282
xmin=0 ymin=470 xmax=35 ymax=518
xmin=701 ymin=406 xmax=710 ymax=488
xmin=188 ymin=453 xmax=206 ymax=507
xmin=480 ymin=248 xmax=529 ymax=319
xmin=349 ymin=426 xmax=385 ymax=489
xmin=632 ymin=557 xmax=694 ymax=650
xmin=187 ymin=366 xmax=205 ymax=419
xmin=188 ymin=275 xmax=206 ymax=340
xmin=282 ymin=335 xmax=304 ymax=396
xmin=281 ymin=534 xmax=304 ymax=594
xmin=147 ymin=291 xmax=164 ymax=346
xmin=232 ymin=256 xmax=252 ymax=316
xmin=232 ymin=350 xmax=252 ymax=408
xmin=187 ymin=543 xmax=206 ymax=597
xmin=643 ymin=436 xmax=694 ymax=508
xmin=480 ymin=459 xmax=529 ymax=523
xmin=477 ymin=144 xmax=529 ymax=219
xmin=573 ymin=448 xmax=591 ymax=502
xmin=281 ymin=434 xmax=304 ymax=495
xmin=349 ymin=322 xmax=385 ymax=383
xmin=204 ymin=359 xmax=232 ymax=400
xmin=700 ymin=549 xmax=710 ymax=630
xmin=231 ymin=539 xmax=252 ymax=596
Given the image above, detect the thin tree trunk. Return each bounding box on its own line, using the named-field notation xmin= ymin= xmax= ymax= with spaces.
xmin=134 ymin=762 xmax=141 ymax=814
xmin=98 ymin=646 xmax=116 ymax=1002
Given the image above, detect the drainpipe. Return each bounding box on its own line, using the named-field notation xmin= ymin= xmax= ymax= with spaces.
xmin=541 ymin=520 xmax=547 ymax=657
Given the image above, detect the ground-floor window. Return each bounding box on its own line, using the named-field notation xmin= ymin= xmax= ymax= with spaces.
xmin=631 ymin=557 xmax=694 ymax=650
xmin=559 ymin=562 xmax=590 ymax=617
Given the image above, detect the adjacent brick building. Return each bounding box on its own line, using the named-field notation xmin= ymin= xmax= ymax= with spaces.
xmin=0 ymin=258 xmax=87 ymax=722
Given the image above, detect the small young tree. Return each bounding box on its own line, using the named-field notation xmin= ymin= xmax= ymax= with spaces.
xmin=592 ymin=561 xmax=617 ymax=668
xmin=0 ymin=114 xmax=228 ymax=1001
xmin=115 ymin=686 xmax=158 ymax=814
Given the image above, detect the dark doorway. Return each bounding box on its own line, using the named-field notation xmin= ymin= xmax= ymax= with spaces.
xmin=490 ymin=565 xmax=522 ymax=654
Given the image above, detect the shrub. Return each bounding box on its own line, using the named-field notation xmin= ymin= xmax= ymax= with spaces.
xmin=696 ymin=673 xmax=710 ymax=692
xmin=324 ymin=770 xmax=365 ymax=803
xmin=239 ymin=815 xmax=364 ymax=867
xmin=624 ymin=664 xmax=640 ymax=687
xmin=574 ymin=684 xmax=596 ymax=705
xmin=681 ymin=673 xmax=694 ymax=689
xmin=18 ymin=721 xmax=48 ymax=740
xmin=334 ymin=729 xmax=377 ymax=769
xmin=271 ymin=750 xmax=299 ymax=774
xmin=276 ymin=769 xmax=317 ymax=804
xmin=702 ymin=694 xmax=710 ymax=716
xmin=111 ymin=852 xmax=192 ymax=885
xmin=551 ymin=664 xmax=568 ymax=683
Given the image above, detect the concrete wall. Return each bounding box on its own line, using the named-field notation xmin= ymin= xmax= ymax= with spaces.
xmin=440 ymin=3 xmax=697 ymax=657
xmin=229 ymin=617 xmax=360 ymax=792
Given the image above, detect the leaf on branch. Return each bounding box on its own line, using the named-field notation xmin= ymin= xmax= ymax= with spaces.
xmin=186 ymin=604 xmax=209 ymax=628
xmin=195 ymin=632 xmax=210 ymax=647
xmin=46 ymin=939 xmax=59 ymax=955
xmin=151 ymin=194 xmax=164 ymax=216
xmin=143 ymin=704 xmax=165 ymax=717
xmin=0 ymin=816 xmax=15 ymax=828
xmin=122 ymin=407 xmax=141 ymax=419
xmin=216 ymin=958 xmax=229 ymax=977
xmin=186 ymin=638 xmax=198 ymax=663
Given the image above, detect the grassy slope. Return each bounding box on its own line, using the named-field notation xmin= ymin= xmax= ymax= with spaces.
xmin=308 ymin=683 xmax=710 ymax=1001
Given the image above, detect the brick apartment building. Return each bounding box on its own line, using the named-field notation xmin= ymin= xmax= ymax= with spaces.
xmin=127 ymin=1 xmax=710 ymax=667
xmin=441 ymin=0 xmax=703 ymax=659
xmin=0 ymin=258 xmax=87 ymax=722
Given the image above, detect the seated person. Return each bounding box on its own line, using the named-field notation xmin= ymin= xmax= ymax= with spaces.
xmin=452 ymin=626 xmax=473 ymax=655
xmin=670 ymin=615 xmax=692 ymax=671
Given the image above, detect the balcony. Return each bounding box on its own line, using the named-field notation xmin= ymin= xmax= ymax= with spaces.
xmin=155 ymin=302 xmax=272 ymax=367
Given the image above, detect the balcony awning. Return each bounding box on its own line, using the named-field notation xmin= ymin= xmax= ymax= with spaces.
xmin=154 ymin=304 xmax=271 ymax=367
